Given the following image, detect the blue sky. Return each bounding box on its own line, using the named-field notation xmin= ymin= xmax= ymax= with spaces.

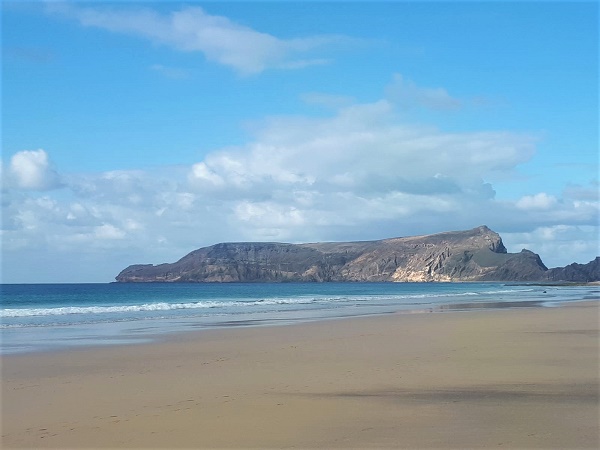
xmin=2 ymin=1 xmax=598 ymax=283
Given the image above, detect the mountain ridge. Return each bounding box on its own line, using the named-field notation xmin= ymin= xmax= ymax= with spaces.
xmin=115 ymin=226 xmax=599 ymax=283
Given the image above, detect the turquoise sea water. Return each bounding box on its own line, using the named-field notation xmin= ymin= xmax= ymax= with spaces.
xmin=1 ymin=282 xmax=598 ymax=355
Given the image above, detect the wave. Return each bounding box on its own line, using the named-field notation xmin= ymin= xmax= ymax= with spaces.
xmin=0 ymin=297 xmax=321 ymax=318
xmin=0 ymin=287 xmax=535 ymax=318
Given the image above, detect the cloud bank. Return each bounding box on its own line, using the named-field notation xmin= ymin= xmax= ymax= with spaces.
xmin=2 ymin=77 xmax=598 ymax=282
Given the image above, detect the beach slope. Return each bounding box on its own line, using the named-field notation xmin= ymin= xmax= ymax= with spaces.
xmin=2 ymin=302 xmax=599 ymax=448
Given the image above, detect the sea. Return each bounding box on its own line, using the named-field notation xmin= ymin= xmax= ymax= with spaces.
xmin=1 ymin=282 xmax=598 ymax=355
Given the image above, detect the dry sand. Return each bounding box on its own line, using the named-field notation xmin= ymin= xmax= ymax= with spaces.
xmin=2 ymin=301 xmax=599 ymax=448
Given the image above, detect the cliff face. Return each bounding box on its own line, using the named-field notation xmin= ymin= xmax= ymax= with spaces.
xmin=115 ymin=225 xmax=591 ymax=283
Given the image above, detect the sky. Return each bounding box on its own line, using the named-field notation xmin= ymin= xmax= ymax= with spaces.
xmin=1 ymin=1 xmax=598 ymax=283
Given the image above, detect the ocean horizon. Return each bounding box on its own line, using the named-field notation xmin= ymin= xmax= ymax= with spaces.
xmin=1 ymin=282 xmax=598 ymax=355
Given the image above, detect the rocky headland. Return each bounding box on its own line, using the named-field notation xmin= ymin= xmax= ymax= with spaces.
xmin=115 ymin=226 xmax=599 ymax=283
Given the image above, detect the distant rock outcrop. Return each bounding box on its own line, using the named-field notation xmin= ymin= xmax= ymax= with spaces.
xmin=544 ymin=257 xmax=600 ymax=283
xmin=115 ymin=225 xmax=597 ymax=283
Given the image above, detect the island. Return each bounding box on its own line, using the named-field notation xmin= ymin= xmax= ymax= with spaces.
xmin=116 ymin=226 xmax=599 ymax=283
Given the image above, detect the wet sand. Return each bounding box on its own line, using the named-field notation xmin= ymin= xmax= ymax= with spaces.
xmin=2 ymin=301 xmax=599 ymax=448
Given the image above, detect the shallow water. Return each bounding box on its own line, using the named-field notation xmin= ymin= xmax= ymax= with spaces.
xmin=1 ymin=282 xmax=597 ymax=354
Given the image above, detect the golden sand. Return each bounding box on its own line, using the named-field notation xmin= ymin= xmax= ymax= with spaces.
xmin=2 ymin=302 xmax=599 ymax=448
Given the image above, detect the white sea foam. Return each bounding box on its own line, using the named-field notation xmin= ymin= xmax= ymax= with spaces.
xmin=0 ymin=287 xmax=535 ymax=318
xmin=0 ymin=297 xmax=325 ymax=318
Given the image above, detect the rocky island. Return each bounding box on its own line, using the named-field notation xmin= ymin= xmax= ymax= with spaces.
xmin=116 ymin=226 xmax=599 ymax=283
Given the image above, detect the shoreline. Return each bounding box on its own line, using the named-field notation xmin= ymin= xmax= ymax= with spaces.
xmin=2 ymin=300 xmax=599 ymax=448
xmin=3 ymin=293 xmax=596 ymax=358
xmin=3 ymin=282 xmax=597 ymax=357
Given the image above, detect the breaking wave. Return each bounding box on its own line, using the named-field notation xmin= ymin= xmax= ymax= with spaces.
xmin=1 ymin=287 xmax=534 ymax=318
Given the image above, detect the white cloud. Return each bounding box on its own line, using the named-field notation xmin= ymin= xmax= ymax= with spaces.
xmin=563 ymin=181 xmax=599 ymax=201
xmin=234 ymin=202 xmax=305 ymax=239
xmin=385 ymin=74 xmax=462 ymax=110
xmin=48 ymin=4 xmax=351 ymax=75
xmin=502 ymin=225 xmax=599 ymax=268
xmin=94 ymin=223 xmax=126 ymax=240
xmin=4 ymin=149 xmax=62 ymax=191
xmin=188 ymin=162 xmax=226 ymax=188
xmin=150 ymin=64 xmax=190 ymax=79
xmin=188 ymin=100 xmax=536 ymax=201
xmin=516 ymin=192 xmax=558 ymax=210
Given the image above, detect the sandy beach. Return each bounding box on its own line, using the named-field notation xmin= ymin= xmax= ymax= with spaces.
xmin=2 ymin=301 xmax=599 ymax=449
